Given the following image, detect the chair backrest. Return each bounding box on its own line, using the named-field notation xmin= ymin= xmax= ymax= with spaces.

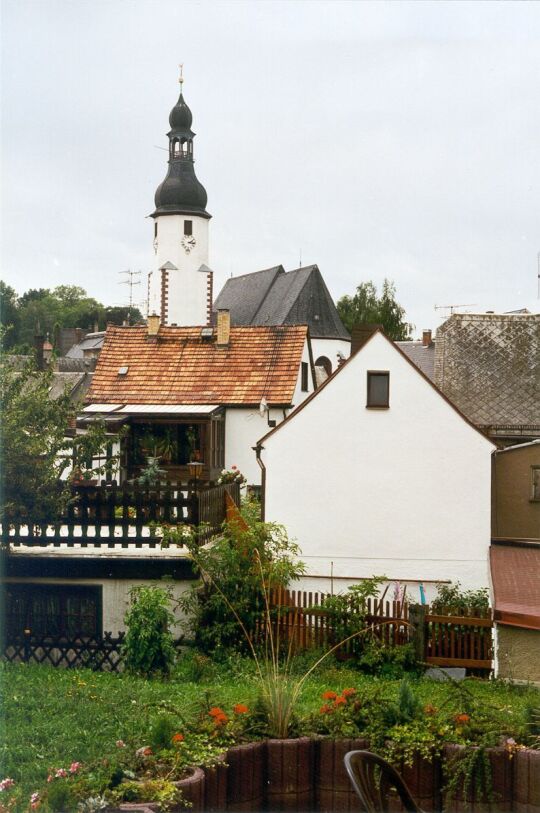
xmin=344 ymin=750 xmax=423 ymax=813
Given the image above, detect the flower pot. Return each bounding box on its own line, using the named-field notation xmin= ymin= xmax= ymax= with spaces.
xmin=266 ymin=737 xmax=314 ymax=811
xmin=514 ymin=748 xmax=540 ymax=813
xmin=315 ymin=737 xmax=369 ymax=812
xmin=175 ymin=766 xmax=205 ymax=811
xmin=203 ymin=754 xmax=228 ymax=812
xmin=226 ymin=741 xmax=266 ymax=811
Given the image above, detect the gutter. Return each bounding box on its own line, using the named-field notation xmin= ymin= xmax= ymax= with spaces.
xmin=254 ymin=443 xmax=266 ymax=522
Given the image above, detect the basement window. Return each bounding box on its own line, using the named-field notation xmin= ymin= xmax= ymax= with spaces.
xmin=5 ymin=584 xmax=101 ymax=639
xmin=184 ymin=220 xmax=193 ymax=236
xmin=367 ymin=371 xmax=389 ymax=408
xmin=531 ymin=466 xmax=540 ymax=502
xmin=301 ymin=362 xmax=309 ymax=392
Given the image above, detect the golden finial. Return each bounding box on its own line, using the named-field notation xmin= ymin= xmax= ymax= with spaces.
xmin=178 ymin=63 xmax=184 ymax=90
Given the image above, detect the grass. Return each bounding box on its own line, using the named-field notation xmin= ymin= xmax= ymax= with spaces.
xmin=1 ymin=655 xmax=539 ymax=805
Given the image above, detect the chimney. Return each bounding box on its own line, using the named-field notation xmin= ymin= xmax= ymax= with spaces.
xmin=350 ymin=323 xmax=383 ymax=356
xmin=217 ymin=309 xmax=230 ymax=347
xmin=75 ymin=328 xmax=83 ymax=344
xmin=147 ymin=313 xmax=160 ymax=337
xmin=34 ymin=332 xmax=45 ymax=371
xmin=422 ymin=329 xmax=432 ymax=347
xmin=42 ymin=335 xmax=53 ymax=364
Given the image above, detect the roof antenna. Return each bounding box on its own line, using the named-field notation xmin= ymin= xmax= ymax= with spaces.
xmin=178 ymin=63 xmax=184 ymax=91
xmin=299 ymin=249 xmax=302 ymax=268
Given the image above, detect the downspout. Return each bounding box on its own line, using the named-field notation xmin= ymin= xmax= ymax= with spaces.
xmin=254 ymin=443 xmax=266 ymax=522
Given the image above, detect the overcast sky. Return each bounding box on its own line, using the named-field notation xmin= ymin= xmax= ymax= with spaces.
xmin=2 ymin=0 xmax=539 ymax=336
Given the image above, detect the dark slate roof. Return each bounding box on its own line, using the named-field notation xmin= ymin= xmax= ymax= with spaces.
xmin=214 ymin=265 xmax=350 ymax=340
xmin=396 ymin=341 xmax=436 ymax=381
xmin=434 ymin=313 xmax=540 ymax=427
xmin=214 ymin=267 xmax=284 ymax=324
xmin=65 ymin=332 xmax=105 ymax=359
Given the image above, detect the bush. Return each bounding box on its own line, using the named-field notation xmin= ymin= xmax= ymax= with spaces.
xmin=356 ymin=640 xmax=420 ymax=678
xmin=123 ymin=585 xmax=177 ymax=676
xmin=431 ymin=582 xmax=489 ymax=614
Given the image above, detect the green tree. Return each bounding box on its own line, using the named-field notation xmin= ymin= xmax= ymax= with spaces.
xmin=104 ymin=305 xmax=144 ymax=326
xmin=123 ymin=585 xmax=177 ymax=676
xmin=337 ymin=279 xmax=414 ymax=340
xmin=0 ymin=354 xmax=116 ymax=526
xmin=0 ymin=282 xmax=20 ymax=350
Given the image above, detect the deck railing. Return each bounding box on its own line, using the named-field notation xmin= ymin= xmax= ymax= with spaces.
xmin=1 ymin=480 xmax=240 ymax=548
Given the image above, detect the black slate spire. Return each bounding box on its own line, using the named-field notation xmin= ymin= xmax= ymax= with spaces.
xmin=152 ymin=85 xmax=210 ymax=219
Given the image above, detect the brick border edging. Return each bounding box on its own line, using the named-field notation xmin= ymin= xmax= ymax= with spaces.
xmin=116 ymin=740 xmax=540 ymax=813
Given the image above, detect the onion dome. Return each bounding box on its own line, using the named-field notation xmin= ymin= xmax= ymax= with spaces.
xmin=151 ymin=90 xmax=210 ymax=220
xmin=169 ymin=93 xmax=193 ymax=133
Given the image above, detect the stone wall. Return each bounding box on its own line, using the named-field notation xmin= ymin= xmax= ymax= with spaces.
xmin=496 ymin=624 xmax=540 ymax=683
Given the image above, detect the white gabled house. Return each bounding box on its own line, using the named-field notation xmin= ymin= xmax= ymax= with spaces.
xmin=256 ymin=328 xmax=496 ymax=603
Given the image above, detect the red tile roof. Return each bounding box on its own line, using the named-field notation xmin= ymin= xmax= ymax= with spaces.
xmin=490 ymin=541 xmax=540 ymax=630
xmin=86 ymin=324 xmax=307 ymax=406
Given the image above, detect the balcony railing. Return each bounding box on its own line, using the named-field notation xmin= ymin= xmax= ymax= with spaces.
xmin=1 ymin=481 xmax=240 ymax=549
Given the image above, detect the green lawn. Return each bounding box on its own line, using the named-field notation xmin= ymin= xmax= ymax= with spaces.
xmin=1 ymin=656 xmax=539 ymax=807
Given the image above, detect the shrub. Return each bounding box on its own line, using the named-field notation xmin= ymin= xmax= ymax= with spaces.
xmin=123 ymin=585 xmax=177 ymax=676
xmin=431 ymin=582 xmax=489 ymax=615
xmin=356 ymin=640 xmax=420 ymax=678
xmin=173 ymin=502 xmax=305 ymax=654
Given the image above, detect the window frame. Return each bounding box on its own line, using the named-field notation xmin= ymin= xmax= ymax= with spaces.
xmin=366 ymin=370 xmax=390 ymax=409
xmin=531 ymin=465 xmax=540 ymax=502
xmin=301 ymin=362 xmax=309 ymax=392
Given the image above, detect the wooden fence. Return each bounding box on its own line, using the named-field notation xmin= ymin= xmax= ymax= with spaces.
xmin=1 ymin=480 xmax=240 ymax=547
xmin=2 ymin=631 xmax=183 ymax=672
xmin=260 ymin=589 xmax=493 ymax=670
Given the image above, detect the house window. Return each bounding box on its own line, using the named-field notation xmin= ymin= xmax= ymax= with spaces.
xmin=531 ymin=466 xmax=540 ymax=502
xmin=184 ymin=220 xmax=193 ymax=236
xmin=301 ymin=362 xmax=309 ymax=392
xmin=367 ymin=371 xmax=390 ymax=408
xmin=5 ymin=584 xmax=101 ymax=640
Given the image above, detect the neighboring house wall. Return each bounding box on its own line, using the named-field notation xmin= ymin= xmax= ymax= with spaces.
xmin=495 ymin=625 xmax=540 ymax=683
xmin=226 ymin=339 xmax=316 ymax=485
xmin=260 ymin=332 xmax=494 ymax=596
xmin=492 ymin=442 xmax=540 ymax=539
xmin=311 ymin=337 xmax=351 ymax=376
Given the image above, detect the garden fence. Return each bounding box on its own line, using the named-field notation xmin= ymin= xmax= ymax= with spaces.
xmin=260 ymin=589 xmax=493 ymax=671
xmin=2 ymin=631 xmax=184 ymax=672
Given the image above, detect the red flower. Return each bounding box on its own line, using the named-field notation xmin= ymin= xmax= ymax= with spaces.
xmin=341 ymin=688 xmax=356 ymax=698
xmin=454 ymin=713 xmax=470 ymax=725
xmin=319 ymin=704 xmax=333 ymax=714
xmin=334 ymin=696 xmax=346 ymax=707
xmin=233 ymin=703 xmax=249 ymax=715
xmin=322 ymin=690 xmax=337 ymax=701
xmin=209 ymin=707 xmax=225 ymax=718
xmin=171 ymin=733 xmax=184 ymax=743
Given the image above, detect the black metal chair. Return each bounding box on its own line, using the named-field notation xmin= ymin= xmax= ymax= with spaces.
xmin=344 ymin=750 xmax=425 ymax=813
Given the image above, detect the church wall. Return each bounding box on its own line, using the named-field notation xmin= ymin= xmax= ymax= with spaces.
xmin=311 ymin=337 xmax=351 ymax=375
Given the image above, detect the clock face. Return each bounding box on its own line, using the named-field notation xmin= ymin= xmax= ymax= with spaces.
xmin=181 ymin=235 xmax=196 ymax=254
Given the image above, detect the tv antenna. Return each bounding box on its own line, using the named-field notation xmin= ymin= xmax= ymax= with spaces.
xmin=434 ymin=303 xmax=477 ymax=319
xmin=118 ymin=270 xmax=142 ymax=324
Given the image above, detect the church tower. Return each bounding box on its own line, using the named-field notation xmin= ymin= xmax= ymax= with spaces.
xmin=148 ymin=76 xmax=212 ymax=325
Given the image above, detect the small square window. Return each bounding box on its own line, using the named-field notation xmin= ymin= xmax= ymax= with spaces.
xmin=184 ymin=220 xmax=193 ymax=236
xmin=367 ymin=371 xmax=389 ymax=408
xmin=301 ymin=362 xmax=309 ymax=392
xmin=531 ymin=466 xmax=540 ymax=502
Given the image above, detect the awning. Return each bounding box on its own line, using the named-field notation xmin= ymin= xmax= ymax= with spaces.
xmin=117 ymin=404 xmax=221 ymax=416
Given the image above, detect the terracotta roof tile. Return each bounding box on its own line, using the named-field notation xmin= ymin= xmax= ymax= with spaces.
xmin=490 ymin=542 xmax=540 ymax=629
xmin=86 ymin=324 xmax=307 ymax=406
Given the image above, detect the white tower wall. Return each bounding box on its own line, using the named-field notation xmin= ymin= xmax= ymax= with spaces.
xmin=148 ymin=214 xmax=211 ymax=326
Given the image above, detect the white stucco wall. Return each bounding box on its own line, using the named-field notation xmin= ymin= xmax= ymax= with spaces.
xmin=260 ymin=331 xmax=495 ymax=591
xmin=148 ymin=213 xmax=210 ymax=326
xmin=225 ymin=339 xmax=315 ymax=485
xmin=311 ymin=337 xmax=351 ymax=374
